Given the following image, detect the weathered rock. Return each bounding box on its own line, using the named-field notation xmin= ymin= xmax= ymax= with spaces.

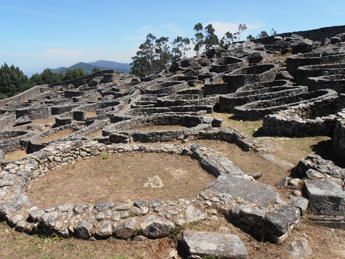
xmin=229 ymin=203 xmax=300 ymax=243
xmin=115 ymin=218 xmax=139 ymax=239
xmin=141 ymin=215 xmax=174 ymax=238
xmin=290 ymin=238 xmax=311 ymax=258
xmin=305 ymin=178 xmax=345 ymax=216
xmin=74 ymin=220 xmax=94 ymax=239
xmin=96 ymin=220 xmax=114 ymax=238
xmin=179 ymin=231 xmax=248 ymax=259
xmin=184 ymin=205 xmax=207 ymax=223
xmin=207 ymin=174 xmax=278 ymax=207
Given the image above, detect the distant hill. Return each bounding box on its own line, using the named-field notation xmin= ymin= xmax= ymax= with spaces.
xmin=89 ymin=60 xmax=131 ymax=72
xmin=51 ymin=60 xmax=130 ymax=74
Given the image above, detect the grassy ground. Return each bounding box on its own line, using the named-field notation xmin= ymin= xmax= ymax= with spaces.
xmin=27 ymin=152 xmax=214 ymax=207
xmin=41 ymin=129 xmax=75 ymax=143
xmin=4 ymin=149 xmax=27 ymax=161
xmin=0 ymin=222 xmax=175 ymax=259
xmin=212 ymin=112 xmax=263 ymax=137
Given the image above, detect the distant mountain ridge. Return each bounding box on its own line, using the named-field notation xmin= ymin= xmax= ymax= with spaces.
xmin=51 ymin=60 xmax=130 ymax=74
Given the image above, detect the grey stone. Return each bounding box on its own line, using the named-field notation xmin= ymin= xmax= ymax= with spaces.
xmin=305 ymin=179 xmax=345 ymax=216
xmin=290 ymin=238 xmax=311 ymax=258
xmin=133 ymin=200 xmax=149 ymax=214
xmin=184 ymin=205 xmax=207 ymax=223
xmin=179 ymin=231 xmax=248 ymax=259
xmin=207 ymin=174 xmax=278 ymax=207
xmin=94 ymin=201 xmax=114 ymax=212
xmin=191 ymin=146 xmax=244 ymax=177
xmin=141 ymin=215 xmax=174 ymax=238
xmin=96 ymin=220 xmax=114 ymax=238
xmin=74 ymin=220 xmax=94 ymax=239
xmin=290 ymin=197 xmax=309 ymax=216
xmin=115 ymin=218 xmax=138 ymax=239
xmin=28 ymin=208 xmax=45 ymax=222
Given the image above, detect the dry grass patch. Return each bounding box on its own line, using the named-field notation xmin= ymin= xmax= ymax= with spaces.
xmin=41 ymin=129 xmax=74 ymax=143
xmin=4 ymin=149 xmax=27 ymax=161
xmin=212 ymin=112 xmax=263 ymax=137
xmin=31 ymin=117 xmax=55 ymax=127
xmin=27 ymin=152 xmax=215 ymax=207
xmin=255 ymin=136 xmax=330 ymax=165
xmin=86 ymin=129 xmax=103 ymax=138
xmin=0 ymin=222 xmax=175 ymax=259
xmin=86 ymin=111 xmax=97 ymax=118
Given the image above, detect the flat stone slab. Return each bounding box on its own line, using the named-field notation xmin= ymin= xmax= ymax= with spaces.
xmin=191 ymin=145 xmax=245 ymax=177
xmin=179 ymin=230 xmax=248 ymax=259
xmin=206 ymin=174 xmax=278 ymax=207
xmin=305 ymin=178 xmax=345 ymax=216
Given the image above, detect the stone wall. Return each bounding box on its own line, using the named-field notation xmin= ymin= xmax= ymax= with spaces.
xmin=333 ymin=118 xmax=345 ymax=160
xmin=234 ymin=89 xmax=338 ymax=120
xmin=0 ymin=114 xmax=16 ymax=131
xmin=15 ymin=106 xmax=50 ymax=120
xmin=262 ymin=99 xmax=342 ymax=137
xmin=0 ymin=85 xmax=49 ymax=108
xmin=255 ymin=25 xmax=345 ymax=43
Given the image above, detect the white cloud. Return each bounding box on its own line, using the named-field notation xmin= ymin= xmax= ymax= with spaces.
xmin=208 ymin=21 xmax=264 ymax=38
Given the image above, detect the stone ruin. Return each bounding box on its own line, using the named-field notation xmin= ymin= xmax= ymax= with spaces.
xmin=1 ymin=26 xmax=345 ymax=258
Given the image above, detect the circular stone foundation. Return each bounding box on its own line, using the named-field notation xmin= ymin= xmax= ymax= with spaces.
xmin=27 ymin=152 xmax=215 ymax=207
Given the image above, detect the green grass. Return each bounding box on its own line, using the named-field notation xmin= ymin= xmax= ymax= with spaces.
xmin=101 ymin=151 xmax=109 ymax=160
xmin=212 ymin=112 xmax=263 ymax=137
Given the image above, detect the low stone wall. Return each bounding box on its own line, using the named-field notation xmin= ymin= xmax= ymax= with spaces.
xmin=74 ymin=119 xmax=110 ymax=137
xmin=27 ymin=125 xmax=80 ymax=153
xmin=307 ymin=74 xmax=345 ymax=93
xmin=50 ymin=70 xmax=115 ymax=87
xmin=219 ymin=84 xmax=307 ymax=113
xmin=0 ymin=85 xmax=49 ymax=108
xmin=286 ymin=53 xmax=345 ymax=76
xmin=144 ymin=81 xmax=189 ymax=95
xmin=156 ymin=96 xmax=218 ymax=107
xmin=103 ymin=114 xmax=213 ymax=143
xmin=15 ymin=106 xmax=50 ymax=120
xmin=0 ymin=130 xmax=33 ymax=152
xmin=295 ymin=63 xmax=345 ymax=85
xmin=223 ymin=64 xmax=278 ymax=90
xmin=210 ymin=56 xmax=245 ymax=73
xmin=234 ymin=89 xmax=338 ymax=120
xmin=0 ymin=140 xmax=301 ymax=242
xmin=262 ymin=98 xmax=342 ymax=137
xmin=127 ymin=105 xmax=213 ymax=116
xmin=51 ymin=104 xmax=79 ymax=115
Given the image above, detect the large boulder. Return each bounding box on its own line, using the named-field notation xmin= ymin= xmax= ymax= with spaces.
xmin=290 ymin=36 xmax=313 ymax=54
xmin=305 ymin=178 xmax=345 ymax=216
xmin=179 ymin=231 xmax=248 ymax=259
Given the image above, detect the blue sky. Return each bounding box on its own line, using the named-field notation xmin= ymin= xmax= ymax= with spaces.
xmin=0 ymin=0 xmax=344 ymax=75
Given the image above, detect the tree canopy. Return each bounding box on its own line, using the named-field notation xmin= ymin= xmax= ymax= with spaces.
xmin=0 ymin=63 xmax=31 ymax=98
xmin=0 ymin=64 xmax=87 ymax=99
xmin=130 ymin=22 xmax=250 ymax=77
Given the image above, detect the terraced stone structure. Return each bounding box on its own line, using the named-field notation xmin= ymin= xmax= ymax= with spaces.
xmin=1 ymin=25 xmax=345 ymax=258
